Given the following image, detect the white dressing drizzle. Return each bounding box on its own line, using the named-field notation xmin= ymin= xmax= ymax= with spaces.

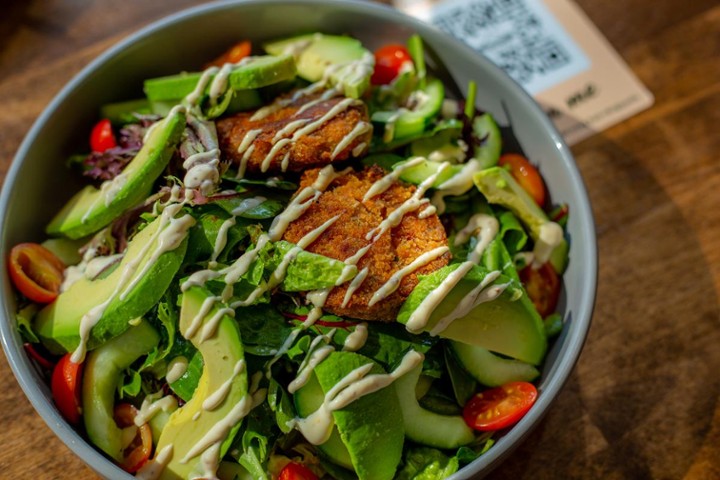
xmin=84 ymin=253 xmax=124 ymax=281
xmin=209 ymin=216 xmax=236 ymax=268
xmin=288 ymin=329 xmax=337 ymax=394
xmin=202 ymin=360 xmax=246 ymax=411
xmin=289 ymin=350 xmax=423 ymax=445
xmin=342 ymin=322 xmax=368 ymax=352
xmin=179 ymin=395 xmax=253 ymax=464
xmin=455 ymin=213 xmax=500 ymax=264
xmin=429 ymin=271 xmax=506 ymax=336
xmin=368 ymin=246 xmax=449 ymax=307
xmin=341 ymin=267 xmax=369 ymax=308
xmin=166 ymin=356 xmax=189 ymax=384
xmin=135 ymin=444 xmax=173 ymax=480
xmin=362 ymin=157 xmax=424 ymax=202
xmin=331 ymin=121 xmax=371 ymax=160
xmin=235 ymin=129 xmax=263 ymax=179
xmin=230 ymin=196 xmax=266 ymax=216
xmin=135 ymin=391 xmax=178 ymax=427
xmin=431 ymin=158 xmax=482 ymax=215
xmin=532 ymin=221 xmax=564 ymax=266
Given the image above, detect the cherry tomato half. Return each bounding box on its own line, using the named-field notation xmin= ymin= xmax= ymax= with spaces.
xmin=90 ymin=118 xmax=117 ymax=152
xmin=520 ymin=262 xmax=560 ymax=317
xmin=114 ymin=403 xmax=153 ymax=473
xmin=205 ymin=40 xmax=252 ymax=68
xmin=8 ymin=243 xmax=65 ymax=303
xmin=278 ymin=462 xmax=319 ymax=480
xmin=51 ymin=353 xmax=83 ymax=425
xmin=371 ymin=44 xmax=413 ymax=85
xmin=498 ymin=153 xmax=547 ymax=207
xmin=463 ymin=381 xmax=538 ymax=431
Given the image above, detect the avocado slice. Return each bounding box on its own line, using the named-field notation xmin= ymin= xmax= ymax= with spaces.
xmin=294 ymin=351 xmax=404 ymax=480
xmin=34 ymin=212 xmax=189 ymax=354
xmin=143 ymin=54 xmax=297 ymax=102
xmin=397 ymin=263 xmax=547 ymax=365
xmin=82 ymin=320 xmax=160 ymax=462
xmin=46 ymin=110 xmax=186 ymax=239
xmin=394 ymin=362 xmax=475 ymax=449
xmin=264 ymin=34 xmax=373 ymax=99
xmin=473 ymin=166 xmax=569 ymax=273
xmin=154 ymin=286 xmax=248 ymax=480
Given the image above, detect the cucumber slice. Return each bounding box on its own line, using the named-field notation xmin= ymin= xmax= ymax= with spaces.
xmin=472 ymin=112 xmax=501 ymax=168
xmin=395 ymin=363 xmax=475 ymax=449
xmin=372 ymin=78 xmax=444 ymax=142
xmin=393 ymin=157 xmax=461 ymax=187
xmin=449 ymin=340 xmax=539 ymax=387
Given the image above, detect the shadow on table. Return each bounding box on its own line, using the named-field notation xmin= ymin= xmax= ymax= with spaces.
xmin=489 ymin=130 xmax=720 ymax=479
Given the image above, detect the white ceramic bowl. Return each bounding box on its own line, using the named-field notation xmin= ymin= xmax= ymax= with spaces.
xmin=0 ymin=1 xmax=597 ymax=478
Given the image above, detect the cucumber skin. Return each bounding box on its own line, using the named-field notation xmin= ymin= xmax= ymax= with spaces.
xmin=82 ymin=321 xmax=159 ymax=461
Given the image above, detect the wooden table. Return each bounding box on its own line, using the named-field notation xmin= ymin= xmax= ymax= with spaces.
xmin=1 ymin=1 xmax=718 ymax=478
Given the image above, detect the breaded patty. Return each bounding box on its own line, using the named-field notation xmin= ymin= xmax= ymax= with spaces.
xmin=282 ymin=166 xmax=451 ymax=321
xmin=216 ymin=89 xmax=372 ymax=175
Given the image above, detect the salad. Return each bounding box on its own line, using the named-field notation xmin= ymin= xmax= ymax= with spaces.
xmin=9 ymin=32 xmax=569 ymax=480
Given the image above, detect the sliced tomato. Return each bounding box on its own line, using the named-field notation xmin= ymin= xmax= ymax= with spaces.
xmin=498 ymin=153 xmax=547 ymax=207
xmin=24 ymin=343 xmax=55 ymax=370
xmin=205 ymin=40 xmax=252 ymax=68
xmin=463 ymin=381 xmax=538 ymax=431
xmin=371 ymin=44 xmax=413 ymax=85
xmin=114 ymin=403 xmax=153 ymax=473
xmin=51 ymin=353 xmax=83 ymax=425
xmin=8 ymin=243 xmax=65 ymax=303
xmin=520 ymin=262 xmax=560 ymax=317
xmin=90 ymin=118 xmax=117 ymax=152
xmin=278 ymin=462 xmax=319 ymax=480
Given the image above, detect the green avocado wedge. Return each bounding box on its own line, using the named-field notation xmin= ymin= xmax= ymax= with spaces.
xmin=294 ymin=351 xmax=404 ymax=480
xmin=154 ymin=286 xmax=248 ymax=480
xmin=264 ymin=34 xmax=372 ymax=99
xmin=143 ymin=54 xmax=297 ymax=102
xmin=34 ymin=212 xmax=190 ymax=354
xmin=397 ymin=263 xmax=547 ymax=365
xmin=46 ymin=110 xmax=185 ymax=239
xmin=82 ymin=320 xmax=160 ymax=462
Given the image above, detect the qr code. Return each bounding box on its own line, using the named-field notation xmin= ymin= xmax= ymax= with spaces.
xmin=431 ymin=0 xmax=589 ymax=94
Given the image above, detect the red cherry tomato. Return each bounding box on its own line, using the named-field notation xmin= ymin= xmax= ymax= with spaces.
xmin=51 ymin=353 xmax=83 ymax=425
xmin=371 ymin=44 xmax=413 ymax=85
xmin=114 ymin=403 xmax=153 ymax=473
xmin=278 ymin=462 xmax=319 ymax=480
xmin=520 ymin=262 xmax=560 ymax=317
xmin=8 ymin=243 xmax=65 ymax=303
xmin=90 ymin=118 xmax=117 ymax=152
xmin=498 ymin=153 xmax=547 ymax=207
xmin=205 ymin=40 xmax=252 ymax=68
xmin=463 ymin=381 xmax=538 ymax=431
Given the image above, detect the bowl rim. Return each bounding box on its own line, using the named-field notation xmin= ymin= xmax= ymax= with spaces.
xmin=0 ymin=0 xmax=597 ymax=478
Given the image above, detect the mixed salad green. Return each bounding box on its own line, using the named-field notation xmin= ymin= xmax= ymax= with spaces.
xmin=9 ymin=32 xmax=570 ymax=480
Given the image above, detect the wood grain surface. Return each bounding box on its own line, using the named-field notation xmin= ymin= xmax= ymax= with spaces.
xmin=1 ymin=1 xmax=719 ymax=479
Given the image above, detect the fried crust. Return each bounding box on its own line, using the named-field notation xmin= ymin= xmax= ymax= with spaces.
xmin=216 ymin=90 xmax=372 ymax=174
xmin=282 ymin=166 xmax=451 ymax=321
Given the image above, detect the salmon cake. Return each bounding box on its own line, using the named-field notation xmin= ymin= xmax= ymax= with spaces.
xmin=216 ymin=88 xmax=372 ymax=175
xmin=282 ymin=165 xmax=451 ymax=321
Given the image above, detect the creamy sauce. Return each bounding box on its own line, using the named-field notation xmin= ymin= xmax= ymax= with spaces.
xmin=84 ymin=253 xmax=124 ymax=281
xmin=342 ymin=322 xmax=368 ymax=352
xmin=432 ymin=158 xmax=482 ymax=215
xmin=179 ymin=395 xmax=253 ymax=464
xmin=533 ymin=221 xmax=564 ymax=266
xmin=166 ymin=356 xmax=189 ymax=384
xmin=341 ymin=267 xmax=369 ymax=308
xmin=288 ymin=330 xmax=336 ymax=394
xmin=454 ymin=213 xmax=500 ymax=264
xmin=331 ymin=121 xmax=371 ymax=160
xmin=289 ymin=350 xmax=423 ymax=445
xmin=368 ymin=246 xmax=449 ymax=307
xmin=135 ymin=392 xmax=178 ymax=427
xmin=202 ymin=360 xmax=246 ymax=411
xmin=135 ymin=444 xmax=173 ymax=480
xmin=209 ymin=217 xmax=236 ymax=267
xmin=362 ymin=157 xmax=424 ymax=202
